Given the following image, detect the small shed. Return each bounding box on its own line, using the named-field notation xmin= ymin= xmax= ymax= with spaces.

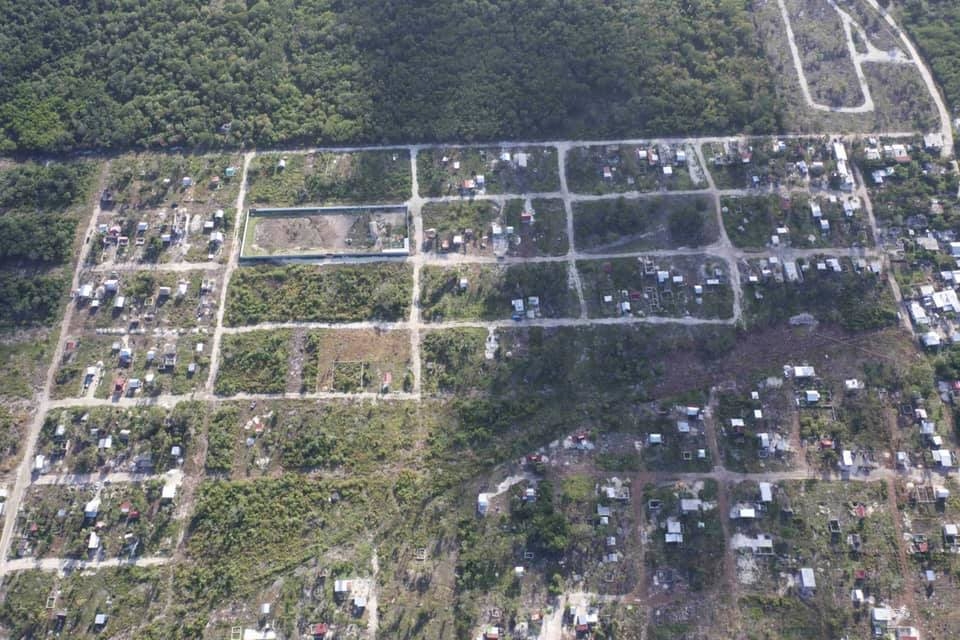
xmin=758 ymin=482 xmax=773 ymax=503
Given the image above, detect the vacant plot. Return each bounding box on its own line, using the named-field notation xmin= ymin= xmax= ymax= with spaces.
xmin=246 ymin=150 xmax=411 ymax=206
xmin=722 ymin=193 xmax=872 ymax=250
xmin=303 ymin=328 xmax=411 ymax=393
xmin=420 ymin=263 xmax=578 ymax=322
xmin=225 ymin=263 xmax=412 ymax=325
xmin=783 ymin=0 xmax=863 ymax=108
xmin=578 ymin=256 xmax=733 ymax=320
xmin=573 ymin=195 xmax=717 ymax=253
xmin=417 ymin=146 xmax=560 ymax=197
xmin=204 ymin=400 xmax=421 ymax=478
xmin=566 ymin=143 xmax=705 ymax=194
xmin=0 ymin=331 xmax=53 ymax=401
xmin=216 ymin=331 xmax=291 ymax=395
xmin=0 ymin=406 xmax=27 ymax=477
xmin=242 ymin=206 xmax=409 ymax=257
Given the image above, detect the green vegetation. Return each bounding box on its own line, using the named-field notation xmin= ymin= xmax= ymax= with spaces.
xmin=578 ymin=256 xmax=734 ymax=319
xmin=215 ymin=331 xmax=290 ymax=395
xmin=182 ymin=476 xmax=388 ymax=604
xmin=0 ymin=272 xmax=68 ymax=327
xmin=417 ymin=147 xmax=559 ymax=196
xmin=0 ymin=568 xmax=172 ymax=640
xmin=420 ymin=263 xmax=577 ymax=321
xmin=0 ymin=0 xmax=778 ymax=153
xmin=247 ymin=151 xmax=411 ymax=206
xmin=573 ymin=195 xmax=717 ymax=252
xmin=0 ymin=162 xmax=95 ymax=326
xmin=37 ymin=403 xmax=199 ymax=475
xmin=722 ymin=193 xmax=872 ymax=250
xmin=901 ymin=1 xmax=960 ymax=140
xmin=506 ymin=199 xmax=569 ymax=257
xmin=566 ymin=144 xmax=706 ymax=194
xmin=421 ymin=328 xmax=493 ymax=393
xmin=742 ymin=259 xmax=897 ymax=330
xmin=205 ymin=406 xmax=240 ymax=474
xmin=16 ymin=482 xmax=178 ymax=558
xmin=225 ymin=263 xmax=411 ymax=325
xmin=421 ymin=200 xmax=501 ymax=245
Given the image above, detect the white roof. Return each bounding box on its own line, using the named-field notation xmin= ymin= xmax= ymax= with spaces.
xmin=944 ymin=523 xmax=959 ymax=536
xmin=933 ymin=289 xmax=960 ymax=311
xmin=793 ymin=366 xmax=815 ymax=378
xmin=872 ymin=607 xmax=892 ymax=622
xmin=833 ymin=141 xmax=848 ymax=162
xmin=842 ymin=450 xmax=854 ymax=467
xmin=799 ymin=567 xmax=816 ymax=588
xmin=84 ymin=497 xmax=100 ymax=515
xmin=680 ymin=498 xmax=702 ymax=512
xmin=759 ymin=482 xmax=773 ymax=503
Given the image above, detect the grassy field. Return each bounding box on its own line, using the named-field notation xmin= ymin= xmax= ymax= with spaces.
xmin=247 ymin=151 xmax=412 ymax=206
xmin=303 ymin=328 xmax=411 ymax=393
xmin=420 ymin=263 xmax=578 ymax=321
xmin=215 ymin=331 xmax=292 ymax=395
xmin=573 ymin=195 xmax=717 ymax=253
xmin=225 ymin=263 xmax=412 ymax=325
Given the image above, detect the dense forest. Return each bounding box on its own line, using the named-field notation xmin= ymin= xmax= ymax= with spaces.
xmin=0 ymin=163 xmax=94 ymax=326
xmin=0 ymin=0 xmax=781 ymax=153
xmin=901 ymin=0 xmax=960 ymax=134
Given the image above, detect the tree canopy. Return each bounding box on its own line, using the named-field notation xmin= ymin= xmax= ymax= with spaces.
xmin=0 ymin=0 xmax=781 ymax=153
